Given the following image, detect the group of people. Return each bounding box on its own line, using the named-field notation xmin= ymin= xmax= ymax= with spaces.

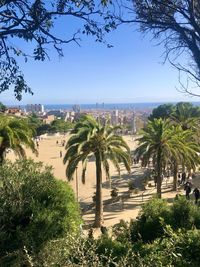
xmin=178 ymin=171 xmax=193 ymax=185
xmin=56 ymin=140 xmax=66 ymax=147
xmin=56 ymin=140 xmax=66 ymax=158
xmin=151 ymin=169 xmax=200 ymax=204
xmin=184 ymin=181 xmax=200 ymax=204
xmin=34 ymin=136 xmax=42 ymax=148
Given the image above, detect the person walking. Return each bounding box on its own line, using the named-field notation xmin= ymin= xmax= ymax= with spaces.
xmin=193 ymin=188 xmax=200 ymax=204
xmin=187 ymin=175 xmax=193 ymax=186
xmin=181 ymin=172 xmax=186 ymax=184
xmin=178 ymin=173 xmax=181 ymax=186
xmin=154 ymin=175 xmax=157 ymax=188
xmin=184 ymin=182 xmax=191 ymax=200
xmin=60 ymin=151 xmax=62 ymax=158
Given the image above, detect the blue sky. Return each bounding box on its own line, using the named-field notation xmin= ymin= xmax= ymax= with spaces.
xmin=1 ymin=22 xmax=197 ymax=105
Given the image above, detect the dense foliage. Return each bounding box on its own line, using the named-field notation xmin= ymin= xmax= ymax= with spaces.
xmin=0 ymin=160 xmax=81 ymax=266
xmin=2 ymin=187 xmax=200 ymax=266
xmin=50 ymin=119 xmax=74 ymax=133
xmin=150 ymin=102 xmax=200 ymax=127
xmin=124 ymin=197 xmax=200 ymax=243
xmin=26 ymin=115 xmax=74 ymax=136
xmin=149 ymin=103 xmax=175 ymax=120
xmin=19 ymin=197 xmax=200 ymax=266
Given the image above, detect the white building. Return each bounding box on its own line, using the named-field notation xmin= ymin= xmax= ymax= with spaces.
xmin=26 ymin=104 xmax=44 ymax=113
xmin=131 ymin=112 xmax=137 ymax=134
xmin=111 ymin=110 xmax=119 ymax=125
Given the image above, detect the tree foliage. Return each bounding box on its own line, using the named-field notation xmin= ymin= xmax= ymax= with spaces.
xmin=119 ymin=0 xmax=200 ymax=95
xmin=0 ymin=102 xmax=6 ymax=112
xmin=18 ymin=199 xmax=200 ymax=266
xmin=51 ymin=118 xmax=74 ymax=133
xmin=150 ymin=102 xmax=200 ymax=130
xmin=0 ymin=159 xmax=81 ymax=263
xmin=0 ymin=0 xmax=115 ymax=100
xmin=135 ymin=118 xmax=200 ymax=197
xmin=149 ymin=103 xmax=175 ymax=120
xmin=129 ymin=196 xmax=200 ymax=243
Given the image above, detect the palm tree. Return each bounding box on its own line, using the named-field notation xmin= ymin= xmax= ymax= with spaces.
xmin=171 ymin=102 xmax=200 ymax=131
xmin=63 ymin=115 xmax=131 ymax=227
xmin=170 ymin=102 xmax=200 ymax=175
xmin=169 ymin=127 xmax=200 ymax=191
xmin=135 ymin=119 xmax=189 ymax=198
xmin=0 ymin=115 xmax=37 ymax=163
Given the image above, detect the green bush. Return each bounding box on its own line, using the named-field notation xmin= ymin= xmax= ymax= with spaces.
xmin=0 ymin=160 xmax=81 ymax=260
xmin=130 ymin=196 xmax=200 ymax=244
xmin=36 ymin=235 xmax=135 ymax=267
xmin=33 ymin=228 xmax=200 ymax=267
xmin=130 ymin=198 xmax=171 ymax=242
xmin=138 ymin=226 xmax=200 ymax=267
xmin=96 ymin=236 xmax=129 ymax=265
xmin=171 ymin=196 xmax=200 ymax=229
xmin=112 ymin=219 xmax=131 ymax=244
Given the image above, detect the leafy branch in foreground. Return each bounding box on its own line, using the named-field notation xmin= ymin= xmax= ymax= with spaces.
xmin=117 ymin=0 xmax=200 ymax=96
xmin=0 ymin=0 xmax=116 ymax=100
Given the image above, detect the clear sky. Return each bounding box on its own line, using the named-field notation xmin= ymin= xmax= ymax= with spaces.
xmin=1 ymin=21 xmax=197 ymax=105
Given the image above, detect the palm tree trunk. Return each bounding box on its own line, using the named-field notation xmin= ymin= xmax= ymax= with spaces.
xmin=94 ymin=152 xmax=104 ymax=228
xmin=156 ymin=150 xmax=162 ymax=198
xmin=173 ymin=163 xmax=178 ymax=191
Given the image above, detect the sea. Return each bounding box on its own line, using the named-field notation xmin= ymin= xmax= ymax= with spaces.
xmin=43 ymin=102 xmax=200 ymax=111
xmin=8 ymin=102 xmax=200 ymax=111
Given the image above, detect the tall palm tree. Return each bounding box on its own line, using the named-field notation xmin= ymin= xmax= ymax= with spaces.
xmin=63 ymin=115 xmax=131 ymax=227
xmin=170 ymin=102 xmax=200 ymax=174
xmin=0 ymin=115 xmax=37 ymax=163
xmin=135 ymin=119 xmax=190 ymax=198
xmin=169 ymin=127 xmax=200 ymax=191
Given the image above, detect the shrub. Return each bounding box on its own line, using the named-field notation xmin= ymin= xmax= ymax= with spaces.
xmin=110 ymin=188 xmax=119 ymax=198
xmin=112 ymin=219 xmax=131 ymax=244
xmin=171 ymin=196 xmax=200 ymax=229
xmin=128 ymin=180 xmax=136 ymax=191
xmin=139 ymin=226 xmax=200 ymax=267
xmin=36 ymin=235 xmax=134 ymax=267
xmin=96 ymin=236 xmax=129 ymax=265
xmin=130 ymin=198 xmax=171 ymax=242
xmin=0 ymin=160 xmax=81 ymax=260
xmin=130 ymin=196 xmax=200 ymax=244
